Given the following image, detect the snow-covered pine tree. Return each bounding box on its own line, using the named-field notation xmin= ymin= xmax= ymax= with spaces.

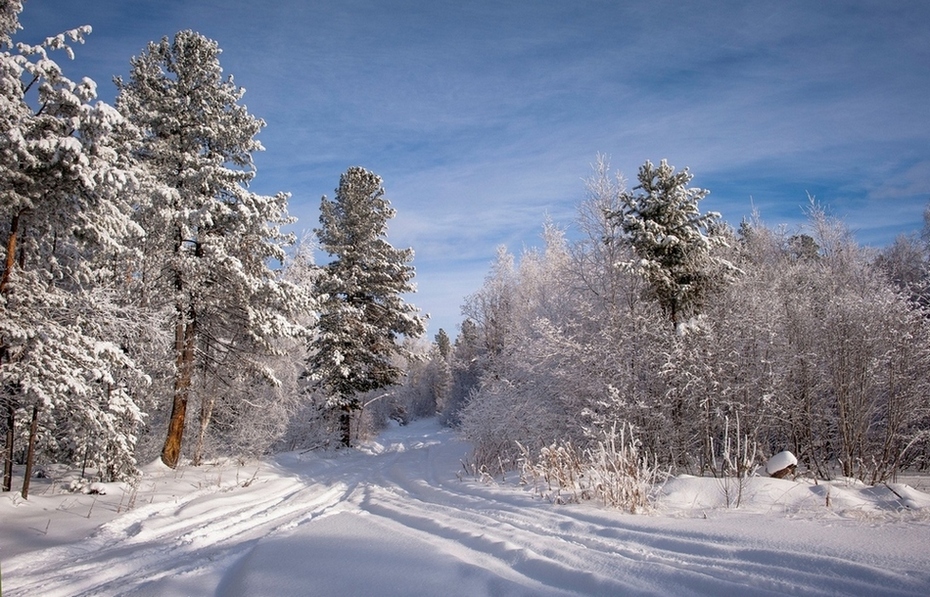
xmin=423 ymin=329 xmax=453 ymax=418
xmin=1 ymin=2 xmax=147 ymax=493
xmin=115 ymin=30 xmax=311 ymax=468
xmin=309 ymin=166 xmax=426 ymax=446
xmin=435 ymin=328 xmax=452 ymax=362
xmin=612 ymin=159 xmax=730 ymax=327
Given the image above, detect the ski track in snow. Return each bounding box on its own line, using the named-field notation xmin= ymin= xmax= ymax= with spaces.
xmin=3 ymin=420 xmax=930 ymax=596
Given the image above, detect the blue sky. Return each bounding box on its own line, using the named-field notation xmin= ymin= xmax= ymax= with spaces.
xmin=17 ymin=0 xmax=930 ymax=338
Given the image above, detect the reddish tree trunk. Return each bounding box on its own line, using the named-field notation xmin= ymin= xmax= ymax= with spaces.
xmin=0 ymin=212 xmax=21 ymax=294
xmin=161 ymin=309 xmax=197 ymax=469
xmin=2 ymin=213 xmax=23 ymax=491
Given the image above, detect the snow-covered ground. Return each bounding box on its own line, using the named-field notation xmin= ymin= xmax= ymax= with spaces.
xmin=2 ymin=418 xmax=929 ymax=596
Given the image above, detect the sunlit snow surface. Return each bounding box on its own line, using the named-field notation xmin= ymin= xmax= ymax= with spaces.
xmin=2 ymin=419 xmax=929 ymax=596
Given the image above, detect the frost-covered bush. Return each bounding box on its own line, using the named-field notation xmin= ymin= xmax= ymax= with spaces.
xmin=274 ymin=390 xmax=343 ymax=452
xmin=459 ymin=377 xmax=567 ymax=476
xmin=459 ymin=382 xmax=530 ymax=475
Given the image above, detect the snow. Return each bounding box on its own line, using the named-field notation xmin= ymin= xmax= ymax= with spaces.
xmin=764 ymin=450 xmax=798 ymax=475
xmin=2 ymin=419 xmax=929 ymax=596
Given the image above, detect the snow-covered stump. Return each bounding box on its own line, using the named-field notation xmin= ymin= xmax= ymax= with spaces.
xmin=765 ymin=451 xmax=798 ymax=479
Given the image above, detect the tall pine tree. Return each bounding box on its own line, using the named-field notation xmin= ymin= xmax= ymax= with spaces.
xmin=116 ymin=30 xmax=309 ymax=468
xmin=309 ymin=167 xmax=426 ymax=446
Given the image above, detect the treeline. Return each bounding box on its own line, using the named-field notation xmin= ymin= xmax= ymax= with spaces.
xmin=1 ymin=4 xmax=423 ymax=497
xmin=431 ymin=157 xmax=930 ymax=483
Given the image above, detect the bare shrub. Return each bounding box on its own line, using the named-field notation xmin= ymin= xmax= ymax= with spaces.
xmin=520 ymin=424 xmax=664 ymax=513
xmin=518 ymin=440 xmax=588 ymax=504
xmin=716 ymin=414 xmax=760 ymax=508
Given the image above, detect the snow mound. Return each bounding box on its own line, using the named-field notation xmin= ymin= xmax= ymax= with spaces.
xmin=659 ymin=473 xmax=930 ymax=520
xmin=765 ymin=450 xmax=798 ymax=476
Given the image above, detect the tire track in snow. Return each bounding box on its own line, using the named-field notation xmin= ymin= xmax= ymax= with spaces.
xmin=2 ymin=468 xmax=351 ymax=597
xmin=342 ymin=425 xmax=930 ymax=597
xmin=360 ymin=449 xmax=753 ymax=596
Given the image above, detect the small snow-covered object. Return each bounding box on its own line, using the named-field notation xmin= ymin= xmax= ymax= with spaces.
xmin=86 ymin=482 xmax=107 ymax=495
xmin=69 ymin=478 xmax=108 ymax=494
xmin=765 ymin=451 xmax=798 ymax=479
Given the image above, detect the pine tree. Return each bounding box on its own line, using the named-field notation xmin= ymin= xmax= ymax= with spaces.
xmin=1 ymin=2 xmax=146 ymax=493
xmin=309 ymin=166 xmax=426 ymax=446
xmin=434 ymin=329 xmax=452 ymax=362
xmin=115 ymin=30 xmax=310 ymax=468
xmin=611 ymin=159 xmax=729 ymax=326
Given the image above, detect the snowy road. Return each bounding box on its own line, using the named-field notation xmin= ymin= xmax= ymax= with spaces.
xmin=3 ymin=419 xmax=930 ymax=596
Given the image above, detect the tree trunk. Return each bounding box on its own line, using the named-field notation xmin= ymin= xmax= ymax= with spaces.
xmin=340 ymin=408 xmax=352 ymax=447
xmin=0 ymin=212 xmax=21 ymax=294
xmin=3 ymin=401 xmax=14 ymax=492
xmin=21 ymin=404 xmax=38 ymax=500
xmin=191 ymin=394 xmax=216 ymax=466
xmin=161 ymin=309 xmax=197 ymax=469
